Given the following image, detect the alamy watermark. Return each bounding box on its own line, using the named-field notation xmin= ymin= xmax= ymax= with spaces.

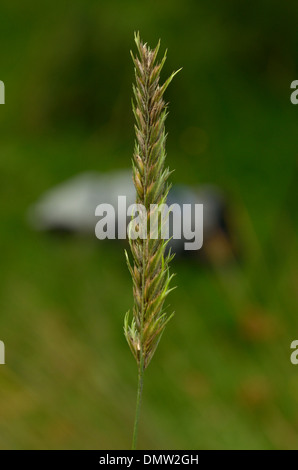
xmin=290 ymin=340 xmax=298 ymax=365
xmin=0 ymin=81 xmax=5 ymax=104
xmin=0 ymin=341 xmax=5 ymax=364
xmin=290 ymin=80 xmax=298 ymax=104
xmin=95 ymin=196 xmax=203 ymax=250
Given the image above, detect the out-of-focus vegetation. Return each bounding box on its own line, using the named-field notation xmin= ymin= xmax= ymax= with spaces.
xmin=0 ymin=0 xmax=297 ymax=449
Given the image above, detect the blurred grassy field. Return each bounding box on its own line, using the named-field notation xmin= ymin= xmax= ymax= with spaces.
xmin=0 ymin=0 xmax=297 ymax=449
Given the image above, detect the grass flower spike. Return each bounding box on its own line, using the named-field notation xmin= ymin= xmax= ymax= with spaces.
xmin=124 ymin=32 xmax=181 ymax=449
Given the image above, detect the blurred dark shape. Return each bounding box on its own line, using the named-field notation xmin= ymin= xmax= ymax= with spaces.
xmin=27 ymin=170 xmax=234 ymax=262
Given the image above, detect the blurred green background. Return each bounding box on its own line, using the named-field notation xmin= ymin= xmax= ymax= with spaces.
xmin=0 ymin=0 xmax=298 ymax=449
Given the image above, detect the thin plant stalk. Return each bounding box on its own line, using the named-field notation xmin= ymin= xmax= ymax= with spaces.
xmin=131 ymin=356 xmax=144 ymax=450
xmin=124 ymin=32 xmax=180 ymax=450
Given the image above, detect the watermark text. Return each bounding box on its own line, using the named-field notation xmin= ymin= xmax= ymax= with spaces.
xmin=0 ymin=81 xmax=5 ymax=104
xmin=0 ymin=341 xmax=5 ymax=364
xmin=95 ymin=196 xmax=203 ymax=250
xmin=290 ymin=80 xmax=298 ymax=104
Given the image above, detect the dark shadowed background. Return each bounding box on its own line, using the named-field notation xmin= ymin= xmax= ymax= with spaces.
xmin=0 ymin=0 xmax=297 ymax=449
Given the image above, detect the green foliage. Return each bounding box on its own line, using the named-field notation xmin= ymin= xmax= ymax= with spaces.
xmin=0 ymin=0 xmax=298 ymax=450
